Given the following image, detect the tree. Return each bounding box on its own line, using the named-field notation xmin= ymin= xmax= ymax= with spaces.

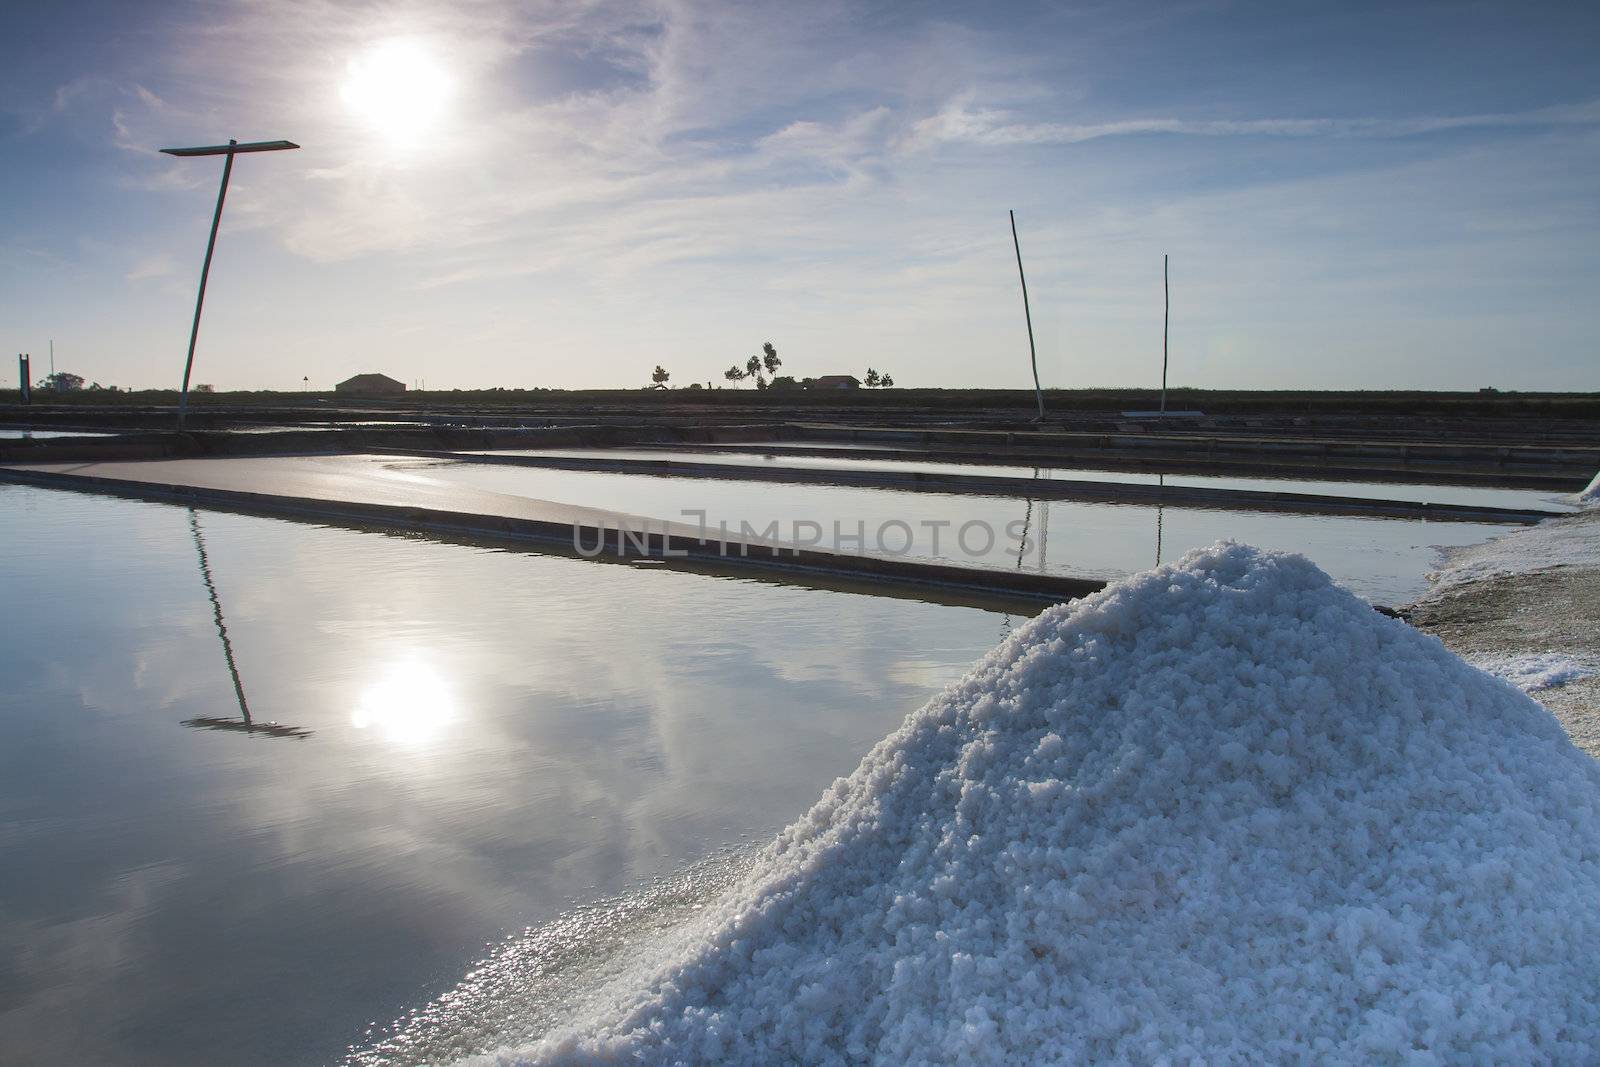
xmin=762 ymin=342 xmax=782 ymax=378
xmin=37 ymin=371 xmax=85 ymax=392
xmin=880 ymin=374 xmax=894 ymax=388
xmin=193 ymin=383 xmax=216 ymax=393
xmin=864 ymin=367 xmax=881 ymax=388
xmin=651 ymin=365 xmax=671 ymax=389
xmin=724 ymin=365 xmax=746 ymax=386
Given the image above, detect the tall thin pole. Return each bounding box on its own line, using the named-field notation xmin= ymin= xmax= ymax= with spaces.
xmin=178 ymin=140 xmax=238 ymax=429
xmin=49 ymin=339 xmax=54 ymax=378
xmin=1009 ymin=210 xmax=1045 ymax=422
xmin=1160 ymin=253 xmax=1169 ymax=414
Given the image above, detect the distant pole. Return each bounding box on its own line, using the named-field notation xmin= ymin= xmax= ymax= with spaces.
xmin=1160 ymin=254 xmax=1169 ymax=414
xmin=1009 ymin=210 xmax=1045 ymax=422
xmin=19 ymin=354 xmax=30 ymax=404
xmin=160 ymin=137 xmax=299 ymax=429
xmin=49 ymin=339 xmax=54 ymax=378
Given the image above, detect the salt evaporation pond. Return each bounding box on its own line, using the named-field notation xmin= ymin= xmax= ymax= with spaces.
xmin=409 ymin=458 xmax=1512 ymax=603
xmin=463 ymin=447 xmax=1578 ymax=514
xmin=0 ymin=428 xmax=115 ymax=438
xmin=419 ymin=542 xmax=1600 ymax=1064
xmin=0 ymin=484 xmax=1014 ymax=1067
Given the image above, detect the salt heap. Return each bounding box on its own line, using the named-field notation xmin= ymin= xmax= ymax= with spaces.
xmin=509 ymin=543 xmax=1600 ymax=1065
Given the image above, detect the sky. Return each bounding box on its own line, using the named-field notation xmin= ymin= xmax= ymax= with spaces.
xmin=1 ymin=0 xmax=1596 ymax=392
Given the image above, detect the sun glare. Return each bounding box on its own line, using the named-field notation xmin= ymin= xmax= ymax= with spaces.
xmin=352 ymin=661 xmax=457 ymax=745
xmin=341 ymin=39 xmax=451 ymax=143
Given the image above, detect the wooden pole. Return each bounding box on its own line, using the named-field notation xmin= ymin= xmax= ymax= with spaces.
xmin=178 ymin=140 xmax=238 ymax=429
xmin=1009 ymin=210 xmax=1045 ymax=422
xmin=1160 ymin=253 xmax=1169 ymax=414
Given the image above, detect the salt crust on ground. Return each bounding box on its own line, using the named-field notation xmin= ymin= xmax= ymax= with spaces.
xmin=1580 ymin=471 xmax=1599 ymax=506
xmin=497 ymin=542 xmax=1600 ymax=1066
xmin=1426 ymin=508 xmax=1600 ymax=594
xmin=1467 ymin=653 xmax=1599 ymax=693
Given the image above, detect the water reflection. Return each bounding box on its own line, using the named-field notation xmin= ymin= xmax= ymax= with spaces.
xmin=414 ymin=457 xmax=1513 ymax=603
xmin=0 ymin=484 xmax=1012 ymax=1066
xmin=1000 ymin=472 xmax=1052 ymax=639
xmin=180 ymin=509 xmax=312 ymax=740
xmin=1009 ymin=467 xmax=1051 ymax=572
xmin=352 ymin=660 xmax=457 ymax=745
xmin=1155 ymin=473 xmax=1166 ymax=567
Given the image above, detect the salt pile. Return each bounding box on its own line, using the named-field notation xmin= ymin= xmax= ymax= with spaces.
xmin=502 ymin=543 xmax=1600 ymax=1065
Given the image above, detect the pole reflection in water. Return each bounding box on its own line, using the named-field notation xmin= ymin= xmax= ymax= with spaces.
xmin=1155 ymin=473 xmax=1166 ymax=568
xmin=1001 ymin=469 xmax=1052 ymax=639
xmin=181 ymin=509 xmax=311 ymax=739
xmin=1012 ymin=467 xmax=1052 ymax=571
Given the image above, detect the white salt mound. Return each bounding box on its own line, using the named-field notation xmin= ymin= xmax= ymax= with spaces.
xmin=506 ymin=543 xmax=1600 ymax=1066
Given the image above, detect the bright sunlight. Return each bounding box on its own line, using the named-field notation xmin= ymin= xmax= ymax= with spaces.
xmin=351 ymin=660 xmax=457 ymax=745
xmin=340 ymin=38 xmax=451 ymax=143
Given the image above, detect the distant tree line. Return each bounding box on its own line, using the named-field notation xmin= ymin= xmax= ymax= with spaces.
xmin=648 ymin=343 xmax=897 ymax=391
xmin=725 ymin=342 xmax=784 ymax=389
xmin=31 ymin=371 xmax=125 ymax=393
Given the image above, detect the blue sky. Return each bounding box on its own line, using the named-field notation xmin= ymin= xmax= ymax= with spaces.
xmin=2 ymin=0 xmax=1596 ymax=391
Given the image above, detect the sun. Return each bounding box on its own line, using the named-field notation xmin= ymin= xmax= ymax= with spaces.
xmin=341 ymin=39 xmax=451 ymax=143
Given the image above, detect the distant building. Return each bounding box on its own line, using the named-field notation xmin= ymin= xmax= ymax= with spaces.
xmin=335 ymin=373 xmax=406 ymax=395
xmin=808 ymin=375 xmax=860 ymax=390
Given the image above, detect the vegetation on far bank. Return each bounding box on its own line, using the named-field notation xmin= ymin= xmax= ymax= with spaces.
xmin=3 ymin=385 xmax=1599 ymax=418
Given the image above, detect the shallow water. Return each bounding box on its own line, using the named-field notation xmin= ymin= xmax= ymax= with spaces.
xmin=463 ymin=447 xmax=1578 ymax=513
xmin=0 ymin=428 xmax=115 ymax=438
xmin=410 ymin=459 xmax=1513 ymax=603
xmin=0 ymin=484 xmax=1010 ymax=1066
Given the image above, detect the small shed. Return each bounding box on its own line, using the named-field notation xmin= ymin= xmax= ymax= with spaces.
xmin=809 ymin=375 xmax=861 ymax=390
xmin=335 ymin=373 xmax=406 ymax=395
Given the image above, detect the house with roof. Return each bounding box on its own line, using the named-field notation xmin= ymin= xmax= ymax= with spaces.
xmin=806 ymin=374 xmax=860 ymax=390
xmin=334 ymin=373 xmax=406 ymax=395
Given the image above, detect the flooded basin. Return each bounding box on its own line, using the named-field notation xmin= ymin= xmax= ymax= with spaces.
xmin=463 ymin=447 xmax=1579 ymax=514
xmin=0 ymin=484 xmax=1011 ymax=1066
xmin=410 ymin=459 xmax=1512 ymax=603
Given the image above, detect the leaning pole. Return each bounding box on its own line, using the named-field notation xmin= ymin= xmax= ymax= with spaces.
xmin=1009 ymin=210 xmax=1045 ymax=422
xmin=159 ymin=138 xmax=299 ymax=428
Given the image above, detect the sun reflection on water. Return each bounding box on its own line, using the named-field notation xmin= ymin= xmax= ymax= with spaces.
xmin=352 ymin=661 xmax=457 ymax=744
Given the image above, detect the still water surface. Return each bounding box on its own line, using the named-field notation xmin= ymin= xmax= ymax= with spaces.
xmin=464 ymin=447 xmax=1578 ymax=513
xmin=413 ymin=460 xmax=1511 ymax=604
xmin=0 ymin=428 xmax=115 ymax=438
xmin=0 ymin=485 xmax=1010 ymax=1065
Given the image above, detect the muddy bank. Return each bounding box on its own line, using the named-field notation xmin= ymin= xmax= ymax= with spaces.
xmin=1406 ymin=509 xmax=1600 ymax=754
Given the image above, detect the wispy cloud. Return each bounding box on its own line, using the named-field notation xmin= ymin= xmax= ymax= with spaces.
xmin=912 ymin=97 xmax=1600 ymax=148
xmin=8 ymin=0 xmax=1598 ymax=389
xmin=125 ymin=252 xmax=177 ymax=282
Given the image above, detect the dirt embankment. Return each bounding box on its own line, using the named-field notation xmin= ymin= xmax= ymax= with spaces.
xmin=1406 ymin=508 xmax=1600 ymax=754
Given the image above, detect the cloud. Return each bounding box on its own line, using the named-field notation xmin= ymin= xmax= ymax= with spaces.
xmin=16 ymin=0 xmax=1598 ymax=389
xmin=912 ymin=97 xmax=1600 ymax=148
xmin=125 ymin=253 xmax=177 ymax=282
